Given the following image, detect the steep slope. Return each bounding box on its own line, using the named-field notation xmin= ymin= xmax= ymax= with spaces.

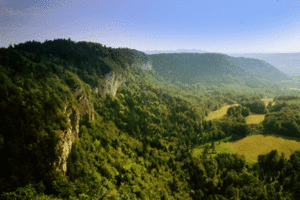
xmin=2 ymin=39 xmax=220 ymax=199
xmin=0 ymin=39 xmax=145 ymax=196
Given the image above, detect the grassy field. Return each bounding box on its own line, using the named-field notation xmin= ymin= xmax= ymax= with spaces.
xmin=245 ymin=114 xmax=265 ymax=124
xmin=205 ymin=97 xmax=274 ymax=122
xmin=193 ymin=134 xmax=300 ymax=164
xmin=205 ymin=104 xmax=240 ymax=121
xmin=244 ymin=97 xmax=277 ymax=124
xmin=195 ymin=97 xmax=300 ymax=164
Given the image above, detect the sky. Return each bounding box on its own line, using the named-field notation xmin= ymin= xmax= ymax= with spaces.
xmin=1 ymin=0 xmax=300 ymax=54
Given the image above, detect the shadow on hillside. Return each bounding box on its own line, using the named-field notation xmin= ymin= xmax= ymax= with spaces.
xmin=260 ymin=128 xmax=300 ymax=142
xmin=222 ymin=126 xmax=300 ymax=145
xmin=228 ymin=135 xmax=247 ymax=142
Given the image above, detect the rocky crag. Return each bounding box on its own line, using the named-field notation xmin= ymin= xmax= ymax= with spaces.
xmin=55 ymin=86 xmax=95 ymax=175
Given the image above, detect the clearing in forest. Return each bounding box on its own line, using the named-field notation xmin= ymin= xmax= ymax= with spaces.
xmin=215 ymin=134 xmax=300 ymax=163
xmin=245 ymin=114 xmax=265 ymax=124
xmin=205 ymin=104 xmax=240 ymax=121
xmin=261 ymin=97 xmax=274 ymax=106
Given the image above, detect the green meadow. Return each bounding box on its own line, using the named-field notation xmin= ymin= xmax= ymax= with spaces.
xmin=245 ymin=114 xmax=265 ymax=124
xmin=205 ymin=104 xmax=240 ymax=121
xmin=193 ymin=134 xmax=300 ymax=164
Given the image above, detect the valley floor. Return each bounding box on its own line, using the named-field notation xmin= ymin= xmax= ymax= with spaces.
xmin=206 ymin=98 xmax=276 ymax=124
xmin=245 ymin=114 xmax=265 ymax=124
xmin=193 ymin=134 xmax=300 ymax=164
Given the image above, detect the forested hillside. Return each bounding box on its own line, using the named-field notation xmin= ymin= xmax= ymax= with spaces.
xmin=228 ymin=57 xmax=289 ymax=82
xmin=149 ymin=53 xmax=249 ymax=84
xmin=229 ymin=53 xmax=300 ymax=76
xmin=1 ymin=39 xmax=300 ymax=199
xmin=149 ymin=53 xmax=290 ymax=87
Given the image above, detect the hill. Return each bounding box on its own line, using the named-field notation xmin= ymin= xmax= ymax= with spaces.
xmin=144 ymin=49 xmax=207 ymax=55
xmin=2 ymin=39 xmax=300 ymax=199
xmin=1 ymin=39 xmax=231 ymax=199
xmin=149 ymin=53 xmax=290 ymax=87
xmin=149 ymin=53 xmax=249 ymax=83
xmin=229 ymin=53 xmax=300 ymax=76
xmin=228 ymin=56 xmax=289 ymax=82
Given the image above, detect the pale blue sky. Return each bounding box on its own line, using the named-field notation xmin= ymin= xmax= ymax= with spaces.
xmin=1 ymin=0 xmax=299 ymax=53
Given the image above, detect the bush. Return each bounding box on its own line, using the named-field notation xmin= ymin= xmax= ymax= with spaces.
xmin=2 ymin=184 xmax=37 ymax=200
xmin=227 ymin=105 xmax=250 ymax=117
xmin=242 ymin=100 xmax=266 ymax=114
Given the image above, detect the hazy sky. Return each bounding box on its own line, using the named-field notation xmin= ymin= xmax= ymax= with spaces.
xmin=1 ymin=0 xmax=299 ymax=53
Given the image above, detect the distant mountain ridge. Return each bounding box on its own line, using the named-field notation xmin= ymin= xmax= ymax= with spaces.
xmin=228 ymin=56 xmax=289 ymax=82
xmin=144 ymin=49 xmax=207 ymax=55
xmin=148 ymin=53 xmax=290 ymax=84
xmin=145 ymin=50 xmax=300 ymax=76
xmin=229 ymin=53 xmax=300 ymax=76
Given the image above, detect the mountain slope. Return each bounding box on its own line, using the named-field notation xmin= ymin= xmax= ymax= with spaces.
xmin=228 ymin=56 xmax=290 ymax=82
xmin=1 ymin=39 xmax=219 ymax=199
xmin=149 ymin=53 xmax=289 ymax=86
xmin=149 ymin=53 xmax=250 ymax=84
xmin=229 ymin=53 xmax=300 ymax=76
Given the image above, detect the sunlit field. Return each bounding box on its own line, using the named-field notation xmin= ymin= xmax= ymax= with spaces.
xmin=245 ymin=114 xmax=265 ymax=124
xmin=205 ymin=104 xmax=240 ymax=121
xmin=261 ymin=97 xmax=274 ymax=106
xmin=193 ymin=134 xmax=300 ymax=164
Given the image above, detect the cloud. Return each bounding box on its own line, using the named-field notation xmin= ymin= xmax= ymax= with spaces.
xmin=2 ymin=7 xmax=37 ymax=17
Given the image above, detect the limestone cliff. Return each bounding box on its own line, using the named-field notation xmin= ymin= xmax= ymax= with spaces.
xmin=141 ymin=61 xmax=153 ymax=71
xmin=55 ymin=86 xmax=94 ymax=175
xmin=55 ymin=103 xmax=79 ymax=175
xmin=73 ymin=86 xmax=95 ymax=123
xmin=97 ymin=71 xmax=127 ymax=97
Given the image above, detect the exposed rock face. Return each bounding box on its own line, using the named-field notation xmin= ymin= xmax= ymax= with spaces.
xmin=73 ymin=86 xmax=95 ymax=123
xmin=55 ymin=103 xmax=79 ymax=174
xmin=98 ymin=71 xmax=126 ymax=97
xmin=141 ymin=61 xmax=153 ymax=71
xmin=55 ymin=86 xmax=94 ymax=175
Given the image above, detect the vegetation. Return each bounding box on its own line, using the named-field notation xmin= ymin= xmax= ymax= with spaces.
xmin=229 ymin=56 xmax=289 ymax=82
xmin=263 ymin=95 xmax=300 ymax=138
xmin=245 ymin=115 xmax=266 ymax=124
xmin=205 ymin=104 xmax=240 ymax=121
xmin=1 ymin=39 xmax=300 ymax=199
xmin=227 ymin=105 xmax=250 ymax=117
xmin=211 ymin=134 xmax=300 ymax=163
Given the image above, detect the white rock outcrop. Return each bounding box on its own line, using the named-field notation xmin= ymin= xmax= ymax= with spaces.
xmin=55 ymin=104 xmax=79 ymax=174
xmin=98 ymin=71 xmax=126 ymax=97
xmin=55 ymin=86 xmax=94 ymax=175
